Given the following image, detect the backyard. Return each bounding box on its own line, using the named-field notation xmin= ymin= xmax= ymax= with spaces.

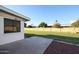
xmin=24 ymin=28 xmax=79 ymax=45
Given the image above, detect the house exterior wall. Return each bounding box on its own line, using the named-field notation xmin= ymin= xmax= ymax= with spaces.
xmin=0 ymin=11 xmax=24 ymax=45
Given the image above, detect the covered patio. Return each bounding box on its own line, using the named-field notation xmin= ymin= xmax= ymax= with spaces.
xmin=0 ymin=37 xmax=53 ymax=54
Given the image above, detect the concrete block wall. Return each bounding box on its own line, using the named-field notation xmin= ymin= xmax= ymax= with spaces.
xmin=26 ymin=28 xmax=79 ymax=33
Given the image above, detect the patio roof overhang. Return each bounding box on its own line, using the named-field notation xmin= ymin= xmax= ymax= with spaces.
xmin=0 ymin=5 xmax=30 ymax=21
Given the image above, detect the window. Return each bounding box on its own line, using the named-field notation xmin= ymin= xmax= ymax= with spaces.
xmin=4 ymin=18 xmax=20 ymax=33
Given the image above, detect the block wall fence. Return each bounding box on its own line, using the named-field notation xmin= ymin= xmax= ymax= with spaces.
xmin=25 ymin=28 xmax=79 ymax=33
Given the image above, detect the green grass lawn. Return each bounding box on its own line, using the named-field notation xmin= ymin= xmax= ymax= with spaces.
xmin=24 ymin=29 xmax=79 ymax=44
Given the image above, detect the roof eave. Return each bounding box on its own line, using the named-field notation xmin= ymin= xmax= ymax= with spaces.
xmin=0 ymin=5 xmax=30 ymax=21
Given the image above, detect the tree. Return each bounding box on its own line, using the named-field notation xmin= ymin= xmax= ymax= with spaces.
xmin=53 ymin=20 xmax=61 ymax=28
xmin=71 ymin=19 xmax=79 ymax=27
xmin=27 ymin=25 xmax=33 ymax=28
xmin=53 ymin=23 xmax=61 ymax=28
xmin=38 ymin=22 xmax=47 ymax=27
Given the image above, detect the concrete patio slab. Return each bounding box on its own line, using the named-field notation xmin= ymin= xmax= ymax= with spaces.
xmin=0 ymin=36 xmax=53 ymax=54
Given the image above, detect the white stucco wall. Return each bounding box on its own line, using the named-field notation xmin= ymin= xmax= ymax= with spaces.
xmin=0 ymin=16 xmax=24 ymax=45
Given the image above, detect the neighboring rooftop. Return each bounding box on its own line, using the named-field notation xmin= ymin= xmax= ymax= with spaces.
xmin=0 ymin=5 xmax=30 ymax=21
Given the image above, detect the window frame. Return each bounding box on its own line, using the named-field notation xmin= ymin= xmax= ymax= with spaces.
xmin=4 ymin=18 xmax=21 ymax=33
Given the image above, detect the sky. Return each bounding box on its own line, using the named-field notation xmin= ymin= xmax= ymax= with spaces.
xmin=3 ymin=5 xmax=79 ymax=26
